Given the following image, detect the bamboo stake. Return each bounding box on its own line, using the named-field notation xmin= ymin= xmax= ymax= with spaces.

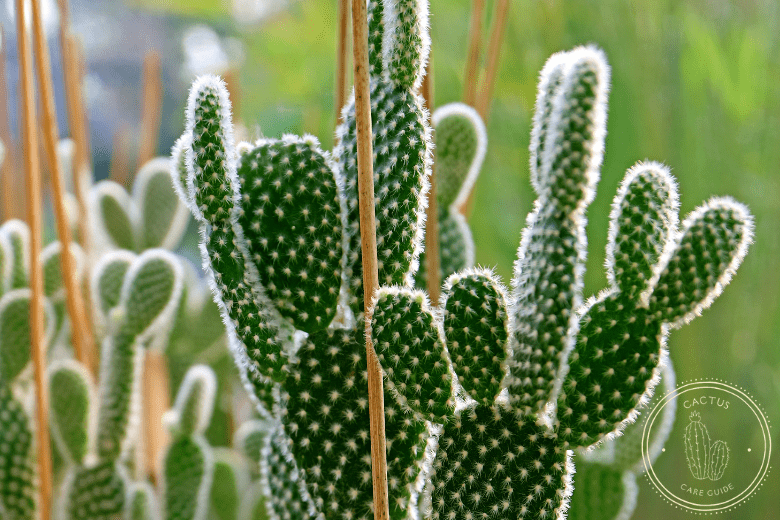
xmin=0 ymin=24 xmax=21 ymax=221
xmin=463 ymin=0 xmax=485 ymax=106
xmin=63 ymin=34 xmax=91 ymax=233
xmin=223 ymin=69 xmax=241 ymax=122
xmin=422 ymin=57 xmax=440 ymax=305
xmin=109 ymin=124 xmax=133 ymax=186
xmin=476 ymin=0 xmax=510 ymax=120
xmin=351 ymin=1 xmax=389 ymax=520
xmin=30 ymin=0 xmax=96 ymax=372
xmin=335 ymin=0 xmax=350 ymax=129
xmin=138 ymin=50 xmax=162 ymax=166
xmin=142 ymin=351 xmax=170 ymax=482
xmin=15 ymin=0 xmax=52 ymax=516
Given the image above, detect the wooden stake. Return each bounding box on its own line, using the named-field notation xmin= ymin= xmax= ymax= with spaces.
xmin=422 ymin=57 xmax=440 ymax=305
xmin=138 ymin=50 xmax=162 ymax=167
xmin=141 ymin=351 xmax=170 ymax=483
xmin=335 ymin=0 xmax=350 ymax=129
xmin=109 ymin=124 xmax=133 ymax=186
xmin=476 ymin=0 xmax=510 ymax=121
xmin=463 ymin=0 xmax=485 ymax=106
xmin=0 ymin=24 xmax=21 ymax=221
xmin=30 ymin=0 xmax=96 ymax=373
xmin=223 ymin=69 xmax=241 ymax=122
xmin=351 ymin=1 xmax=389 ymax=520
xmin=15 ymin=0 xmax=52 ymax=516
xmin=63 ymin=34 xmax=91 ymax=240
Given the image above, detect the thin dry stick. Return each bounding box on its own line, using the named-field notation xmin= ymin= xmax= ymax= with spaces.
xmin=138 ymin=50 xmax=162 ymax=166
xmin=63 ymin=35 xmax=91 ymax=220
xmin=351 ymin=1 xmax=390 ymax=520
xmin=463 ymin=0 xmax=485 ymax=106
xmin=30 ymin=0 xmax=96 ymax=372
xmin=223 ymin=69 xmax=242 ymax=122
xmin=143 ymin=351 xmax=170 ymax=482
xmin=0 ymin=24 xmax=20 ymax=221
xmin=15 ymin=0 xmax=52 ymax=516
xmin=335 ymin=0 xmax=350 ymax=129
xmin=476 ymin=0 xmax=510 ymax=120
xmin=109 ymin=124 xmax=133 ymax=185
xmin=422 ymin=58 xmax=440 ymax=305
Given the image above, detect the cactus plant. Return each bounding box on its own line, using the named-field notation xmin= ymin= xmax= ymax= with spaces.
xmin=50 ymin=250 xmax=184 ymax=520
xmin=90 ymin=158 xmax=190 ymax=254
xmin=367 ymin=46 xmax=753 ymax=520
xmin=171 ymin=1 xmax=437 ymax=519
xmin=161 ymin=365 xmax=217 ymax=520
xmin=415 ymin=102 xmax=487 ymax=286
xmin=567 ymin=362 xmax=677 ymax=520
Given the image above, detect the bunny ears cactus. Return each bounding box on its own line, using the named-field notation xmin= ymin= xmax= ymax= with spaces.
xmin=47 ymin=250 xmax=184 ymax=520
xmin=172 ymin=1 xmax=438 ymax=518
xmin=91 ymin=158 xmax=190 ymax=253
xmin=367 ymin=45 xmax=753 ymax=520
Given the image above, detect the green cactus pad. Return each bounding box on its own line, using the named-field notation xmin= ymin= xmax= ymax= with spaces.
xmin=606 ymin=162 xmax=678 ymax=299
xmin=0 ymin=384 xmax=36 ymax=520
xmin=0 ymin=289 xmax=54 ymax=382
xmin=165 ymin=365 xmax=217 ymax=437
xmin=430 ymin=405 xmax=570 ymax=520
xmin=566 ymin=463 xmax=632 ymax=520
xmin=441 ymin=269 xmax=508 ymax=404
xmin=91 ymin=251 xmax=136 ymax=321
xmin=0 ymin=220 xmax=30 ymax=290
xmin=431 ymin=103 xmax=487 ymax=211
xmin=647 ymin=198 xmax=753 ymax=328
xmin=335 ymin=0 xmax=432 ymax=314
xmin=238 ymin=481 xmax=269 ymax=520
xmin=415 ymin=196 xmax=475 ymax=289
xmin=371 ymin=288 xmax=452 ymax=422
xmin=162 ymin=436 xmax=212 ymax=520
xmin=208 ymin=449 xmax=249 ymax=520
xmin=235 ymin=137 xmax=345 ymax=333
xmin=508 ymin=47 xmax=609 ymax=415
xmin=0 ymin=230 xmax=11 ymax=297
xmin=283 ymin=325 xmax=428 ymax=520
xmin=42 ymin=241 xmax=85 ymax=299
xmin=49 ymin=361 xmax=95 ymax=465
xmin=262 ymin=421 xmax=313 ymax=520
xmin=234 ymin=420 xmax=267 ymax=477
xmin=135 ymin=158 xmax=190 ymax=250
xmin=96 ymin=251 xmax=183 ymax=461
xmin=67 ymin=461 xmax=128 ymax=520
xmin=92 ymin=181 xmax=136 ymax=251
xmin=128 ymin=482 xmax=161 ymax=520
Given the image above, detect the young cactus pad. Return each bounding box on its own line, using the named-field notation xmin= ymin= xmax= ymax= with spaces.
xmin=415 ymin=102 xmax=487 ymax=286
xmin=91 ymin=157 xmax=190 ymax=253
xmin=368 ymin=46 xmax=753 ymax=520
xmin=174 ymin=0 xmax=436 ymax=517
xmin=52 ymin=250 xmax=183 ymax=520
xmin=162 ymin=365 xmax=217 ymax=520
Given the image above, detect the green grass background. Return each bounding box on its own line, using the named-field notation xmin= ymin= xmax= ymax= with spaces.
xmin=149 ymin=0 xmax=779 ymax=517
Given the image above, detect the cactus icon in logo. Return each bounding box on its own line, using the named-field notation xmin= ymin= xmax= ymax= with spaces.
xmin=684 ymin=411 xmax=730 ymax=481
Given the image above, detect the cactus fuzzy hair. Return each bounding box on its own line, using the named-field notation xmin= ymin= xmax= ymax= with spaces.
xmin=367 ymin=45 xmax=754 ymax=520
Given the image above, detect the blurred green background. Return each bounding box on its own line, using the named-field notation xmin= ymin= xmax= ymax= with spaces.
xmin=120 ymin=0 xmax=780 ymax=517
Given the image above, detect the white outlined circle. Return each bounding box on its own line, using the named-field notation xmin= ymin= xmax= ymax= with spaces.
xmin=642 ymin=380 xmax=772 ymax=514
